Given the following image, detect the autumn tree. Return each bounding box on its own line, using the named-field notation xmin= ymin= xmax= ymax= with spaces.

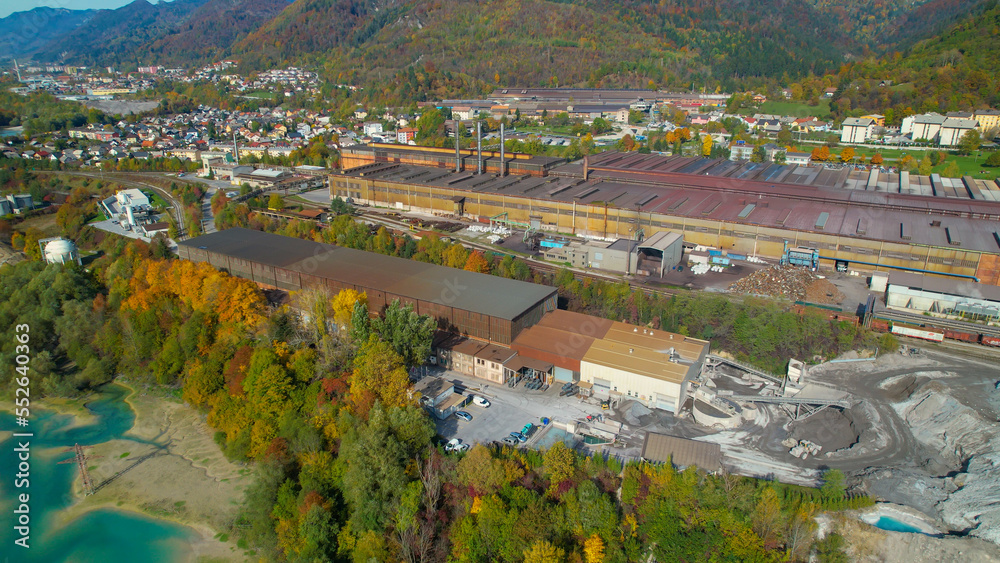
xmin=918 ymin=154 xmax=933 ymax=175
xmin=810 ymin=145 xmax=831 ymax=162
xmin=443 ymin=243 xmax=469 ymax=269
xmin=464 ymin=250 xmax=491 ymax=274
xmin=701 ymin=134 xmax=713 ymax=157
xmin=584 ymin=533 xmax=605 ymax=563
xmin=839 ymin=147 xmax=855 ymax=163
xmin=870 ymin=153 xmax=883 ymax=165
xmin=523 ymin=540 xmax=565 ymax=563
xmin=350 ymin=336 xmax=411 ymax=414
xmin=751 ymin=487 xmax=783 ymax=546
xmin=331 ymin=288 xmax=367 ymax=333
xmin=268 ymin=193 xmax=284 ymax=211
xmin=457 ymin=445 xmax=507 ymax=495
xmin=543 ymin=441 xmax=575 ymax=491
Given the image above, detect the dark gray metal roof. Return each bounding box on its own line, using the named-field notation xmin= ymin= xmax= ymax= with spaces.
xmin=642 ymin=432 xmax=721 ymax=472
xmin=179 ymin=228 xmax=557 ymax=320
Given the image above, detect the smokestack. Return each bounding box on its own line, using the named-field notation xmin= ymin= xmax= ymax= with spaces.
xmin=233 ymin=132 xmax=239 ymax=165
xmin=477 ymin=121 xmax=483 ymax=175
xmin=583 ymin=154 xmax=589 ymax=181
xmin=500 ymin=123 xmax=505 ymax=177
xmin=455 ymin=120 xmax=461 ymax=172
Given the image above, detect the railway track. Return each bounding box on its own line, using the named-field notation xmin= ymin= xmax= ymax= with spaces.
xmin=873 ymin=308 xmax=1000 ymax=338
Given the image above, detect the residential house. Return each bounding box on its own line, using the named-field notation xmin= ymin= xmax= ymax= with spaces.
xmin=362 ymin=122 xmax=383 ymax=137
xmin=729 ymin=142 xmax=754 ymax=161
xmin=823 ymin=87 xmax=837 ymax=98
xmin=939 ymin=118 xmax=979 ymax=146
xmin=396 ymin=127 xmax=417 ymax=144
xmin=452 ymin=106 xmax=476 ymax=120
xmin=840 ymin=117 xmax=875 ymax=143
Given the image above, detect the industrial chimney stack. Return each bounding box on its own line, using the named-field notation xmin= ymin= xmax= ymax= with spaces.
xmin=476 ymin=121 xmax=483 ymax=174
xmin=454 ymin=120 xmax=461 ymax=172
xmin=500 ymin=123 xmax=506 ymax=177
xmin=583 ymin=155 xmax=589 ymax=181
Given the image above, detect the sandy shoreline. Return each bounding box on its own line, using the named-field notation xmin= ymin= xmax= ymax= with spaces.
xmin=44 ymin=381 xmax=249 ymax=562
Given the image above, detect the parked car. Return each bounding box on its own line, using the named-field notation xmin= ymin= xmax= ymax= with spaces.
xmin=501 ymin=436 xmax=518 ymax=446
xmin=521 ymin=423 xmax=534 ymax=437
xmin=445 ymin=438 xmax=461 ymax=452
xmin=472 ymin=396 xmax=491 ymax=408
xmin=455 ymin=411 xmax=473 ymax=422
xmin=454 ymin=443 xmax=470 ymax=452
xmin=561 ymin=381 xmax=575 ymax=390
xmin=510 ymin=431 xmax=527 ymax=443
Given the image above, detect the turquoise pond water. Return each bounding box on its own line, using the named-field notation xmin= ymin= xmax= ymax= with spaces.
xmin=0 ymin=384 xmax=198 ymax=563
xmin=872 ymin=516 xmax=923 ymax=534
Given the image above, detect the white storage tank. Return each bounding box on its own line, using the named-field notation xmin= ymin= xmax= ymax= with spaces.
xmin=42 ymin=238 xmax=81 ymax=265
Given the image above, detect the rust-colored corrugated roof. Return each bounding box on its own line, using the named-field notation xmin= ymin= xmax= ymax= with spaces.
xmin=474 ymin=343 xmax=517 ymax=364
xmin=641 ymin=432 xmax=721 ymax=471
xmin=511 ymin=310 xmax=614 ymax=371
xmin=452 ymin=339 xmax=488 ymax=356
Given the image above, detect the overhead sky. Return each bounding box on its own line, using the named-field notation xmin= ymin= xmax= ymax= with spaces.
xmin=0 ymin=1 xmax=171 ymax=19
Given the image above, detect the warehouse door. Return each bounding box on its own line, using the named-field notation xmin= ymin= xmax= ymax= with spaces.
xmin=593 ymin=378 xmax=612 ymax=396
xmin=655 ymin=393 xmax=676 ymax=413
xmin=553 ymin=367 xmax=573 ymax=382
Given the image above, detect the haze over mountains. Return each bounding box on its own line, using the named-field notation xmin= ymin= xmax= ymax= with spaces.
xmin=0 ymin=0 xmax=991 ymax=94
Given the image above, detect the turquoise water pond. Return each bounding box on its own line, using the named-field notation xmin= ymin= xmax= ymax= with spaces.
xmin=0 ymin=384 xmax=198 ymax=562
xmin=872 ymin=516 xmax=924 ymax=534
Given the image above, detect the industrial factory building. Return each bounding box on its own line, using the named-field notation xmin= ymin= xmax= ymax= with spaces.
xmin=882 ymin=271 xmax=1000 ymax=321
xmin=579 ymin=322 xmax=710 ymax=413
xmin=176 ymin=228 xmax=557 ymax=345
xmin=336 ymin=146 xmax=1000 ymax=285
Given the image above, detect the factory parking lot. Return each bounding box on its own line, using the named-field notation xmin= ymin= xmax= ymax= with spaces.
xmin=429 ymin=370 xmax=604 ymax=449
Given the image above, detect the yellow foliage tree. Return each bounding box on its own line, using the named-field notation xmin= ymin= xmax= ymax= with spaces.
xmin=543 ymin=441 xmax=576 ymax=491
xmin=839 ymin=147 xmax=855 ymax=163
xmin=584 ymin=533 xmax=605 ymax=563
xmin=331 ymin=288 xmax=367 ymax=332
xmin=702 ymin=134 xmax=713 ymax=156
xmin=443 ymin=243 xmax=469 ymax=269
xmin=249 ymin=418 xmax=277 ymax=458
xmin=523 ymin=540 xmax=565 ymax=563
xmin=350 ymin=336 xmax=411 ymax=413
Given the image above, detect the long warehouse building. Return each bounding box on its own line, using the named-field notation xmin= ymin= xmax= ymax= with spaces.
xmin=335 ymin=145 xmax=1000 ymax=285
xmin=177 ymin=228 xmax=557 ymax=345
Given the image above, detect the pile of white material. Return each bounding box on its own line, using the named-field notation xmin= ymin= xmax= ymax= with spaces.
xmin=468 ymin=224 xmax=511 ymax=236
xmin=746 ymin=256 xmax=766 ymax=264
xmin=691 ymin=263 xmax=711 ymax=275
xmin=487 ymin=234 xmax=504 ymax=244
xmin=783 ymin=438 xmax=823 ymax=459
xmin=895 ymin=382 xmax=1000 ymax=544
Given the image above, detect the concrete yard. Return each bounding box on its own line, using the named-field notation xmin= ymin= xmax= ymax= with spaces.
xmin=430 ymin=369 xmax=602 ymax=449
